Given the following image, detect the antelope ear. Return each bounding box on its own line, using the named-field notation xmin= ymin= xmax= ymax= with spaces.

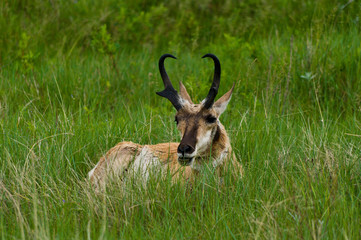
xmin=179 ymin=81 xmax=193 ymax=104
xmin=213 ymin=83 xmax=234 ymax=116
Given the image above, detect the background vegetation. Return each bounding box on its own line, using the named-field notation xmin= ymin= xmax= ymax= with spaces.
xmin=1 ymin=0 xmax=361 ymax=239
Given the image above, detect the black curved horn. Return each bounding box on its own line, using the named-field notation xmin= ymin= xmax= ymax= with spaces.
xmin=202 ymin=53 xmax=221 ymax=109
xmin=156 ymin=54 xmax=182 ymax=110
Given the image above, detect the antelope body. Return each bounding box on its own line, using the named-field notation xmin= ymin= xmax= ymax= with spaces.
xmin=88 ymin=54 xmax=242 ymax=189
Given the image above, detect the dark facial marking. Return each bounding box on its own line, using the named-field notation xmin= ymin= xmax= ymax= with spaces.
xmin=205 ymin=114 xmax=217 ymax=124
xmin=181 ymin=124 xmax=198 ymax=147
xmin=178 ymin=117 xmax=199 ymax=156
xmin=212 ymin=125 xmax=221 ymax=143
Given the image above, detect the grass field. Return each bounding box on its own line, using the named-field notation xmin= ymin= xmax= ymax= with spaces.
xmin=1 ymin=0 xmax=361 ymax=239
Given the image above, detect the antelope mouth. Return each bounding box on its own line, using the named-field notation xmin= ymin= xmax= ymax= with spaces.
xmin=178 ymin=157 xmax=194 ymax=166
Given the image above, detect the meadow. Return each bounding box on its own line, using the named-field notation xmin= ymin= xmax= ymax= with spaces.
xmin=1 ymin=0 xmax=361 ymax=239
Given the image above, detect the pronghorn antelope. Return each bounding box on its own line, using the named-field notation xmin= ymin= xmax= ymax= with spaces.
xmin=88 ymin=54 xmax=243 ymax=189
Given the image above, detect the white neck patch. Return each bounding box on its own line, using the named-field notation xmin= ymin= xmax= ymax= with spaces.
xmin=212 ymin=150 xmax=228 ymax=168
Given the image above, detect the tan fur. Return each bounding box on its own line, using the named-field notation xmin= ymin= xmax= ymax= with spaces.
xmin=89 ymin=115 xmax=243 ymax=189
xmin=89 ymin=141 xmax=141 ymax=189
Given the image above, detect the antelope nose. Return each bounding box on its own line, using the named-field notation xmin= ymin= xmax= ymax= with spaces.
xmin=177 ymin=144 xmax=194 ymax=156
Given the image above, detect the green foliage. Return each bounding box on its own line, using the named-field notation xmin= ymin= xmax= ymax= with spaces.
xmin=16 ymin=32 xmax=38 ymax=72
xmin=117 ymin=3 xmax=169 ymax=45
xmin=1 ymin=0 xmax=359 ymax=60
xmin=1 ymin=0 xmax=361 ymax=239
xmin=91 ymin=24 xmax=116 ymax=55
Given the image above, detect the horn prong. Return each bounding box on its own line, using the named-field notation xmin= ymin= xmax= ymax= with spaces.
xmin=156 ymin=54 xmax=182 ymax=110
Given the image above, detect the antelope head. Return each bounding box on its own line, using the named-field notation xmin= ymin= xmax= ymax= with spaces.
xmin=157 ymin=54 xmax=234 ymax=166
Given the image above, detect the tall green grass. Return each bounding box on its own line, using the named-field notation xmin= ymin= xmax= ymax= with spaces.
xmin=1 ymin=0 xmax=361 ymax=239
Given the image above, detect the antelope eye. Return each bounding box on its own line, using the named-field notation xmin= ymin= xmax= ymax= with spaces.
xmin=174 ymin=116 xmax=179 ymax=124
xmin=206 ymin=115 xmax=217 ymax=124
